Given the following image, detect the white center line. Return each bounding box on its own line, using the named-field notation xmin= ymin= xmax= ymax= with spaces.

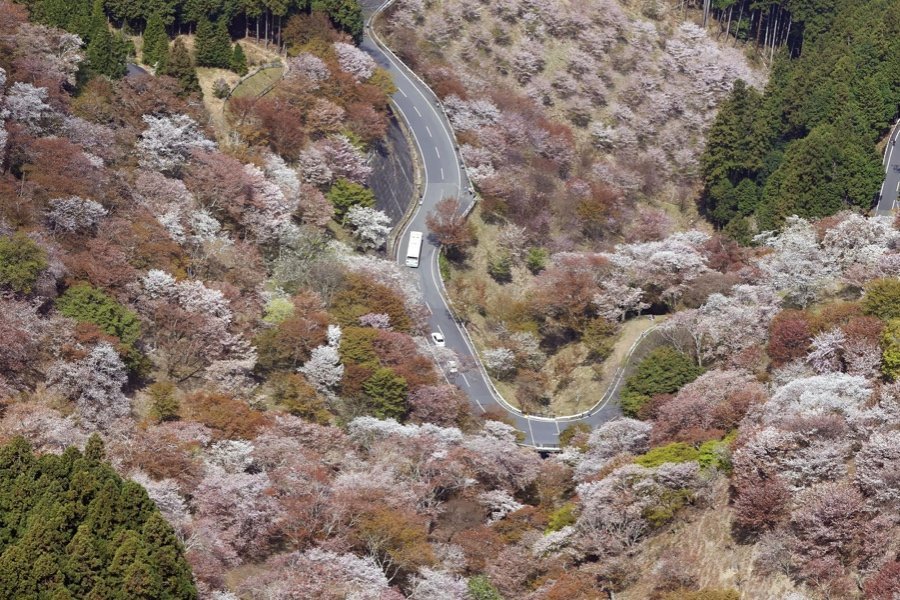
xmin=413 ymin=105 xmax=422 ymax=117
xmin=435 ymin=146 xmax=440 ymax=159
xmin=425 ymin=126 xmax=433 ymax=138
xmin=440 ymin=167 xmax=445 ymax=179
xmin=460 ymin=373 xmax=470 ymax=386
xmin=399 ymin=88 xmax=408 ymax=98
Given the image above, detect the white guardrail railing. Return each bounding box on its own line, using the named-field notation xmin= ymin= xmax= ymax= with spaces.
xmin=366 ymin=0 xmax=658 ymax=433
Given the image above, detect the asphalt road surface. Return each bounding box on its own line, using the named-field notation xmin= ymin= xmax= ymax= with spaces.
xmin=877 ymin=121 xmax=900 ymax=214
xmin=360 ymin=4 xmax=644 ymax=450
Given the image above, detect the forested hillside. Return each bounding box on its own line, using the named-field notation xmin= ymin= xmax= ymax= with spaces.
xmin=701 ymin=0 xmax=900 ymax=236
xmin=379 ymin=0 xmax=764 ymax=415
xmin=0 ymin=436 xmax=196 ymax=598
xmin=2 ymin=0 xmax=900 ymax=598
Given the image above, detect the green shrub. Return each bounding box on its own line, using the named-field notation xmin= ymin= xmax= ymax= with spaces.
xmin=525 ymin=247 xmax=548 ymax=274
xmin=327 ymin=179 xmax=374 ymax=219
xmin=881 ymin=318 xmax=900 ymax=380
xmin=0 ymin=233 xmax=47 ymax=294
xmin=270 ymin=373 xmax=331 ymax=424
xmin=148 ymin=381 xmax=180 ymax=422
xmin=487 ymin=254 xmax=512 ymax=283
xmin=262 ymin=296 xmax=295 ymax=325
xmin=635 ymin=442 xmax=701 ymax=468
xmin=864 ymin=278 xmax=900 ymax=321
xmin=439 ymin=252 xmax=451 ymax=281
xmin=620 ymin=347 xmax=702 ymax=417
xmin=467 ymin=576 xmax=503 ymax=600
xmin=635 ymin=440 xmax=729 ymax=471
xmin=546 ymin=503 xmax=577 ymax=532
xmin=643 ymin=488 xmax=692 ymax=526
xmin=56 ymin=284 xmax=141 ymax=346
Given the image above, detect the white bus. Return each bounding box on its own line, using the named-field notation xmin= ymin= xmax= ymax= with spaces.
xmin=405 ymin=231 xmax=423 ymax=268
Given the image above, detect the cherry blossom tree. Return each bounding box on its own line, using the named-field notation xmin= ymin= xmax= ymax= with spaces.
xmin=408 ymin=568 xmax=469 ymax=600
xmin=333 ymin=42 xmax=377 ymax=80
xmin=806 ymin=328 xmax=846 ymax=374
xmin=316 ymin=135 xmax=372 ymax=185
xmin=755 ymin=217 xmax=838 ymax=307
xmin=0 ymin=298 xmax=44 ymax=393
xmin=570 ymin=417 xmax=652 ymax=481
xmin=238 ymin=548 xmax=393 ymax=600
xmin=0 ymin=403 xmax=87 ymax=455
xmin=460 ymin=424 xmax=542 ymax=491
xmin=46 ymin=196 xmax=107 ymax=233
xmin=138 ymin=270 xmax=253 ymax=384
xmin=137 ymin=114 xmax=215 ymax=176
xmin=299 ymin=325 xmax=344 ymax=396
xmin=732 ymin=426 xmax=849 ymax=491
xmin=4 ymin=82 xmax=59 ymax=134
xmin=789 ymin=482 xmax=867 ymax=564
xmin=594 ymin=282 xmax=648 ymax=322
xmin=483 ymin=347 xmax=517 ymax=379
xmin=408 ymin=385 xmax=467 ymax=427
xmin=575 ymin=462 xmax=708 ymax=557
xmin=49 ymin=342 xmax=130 ymax=428
xmin=651 ymin=369 xmax=766 ymax=444
xmin=854 ymin=431 xmax=900 ymax=507
xmin=603 ymin=231 xmax=709 ymax=308
xmin=660 ymin=285 xmax=778 ymax=367
xmin=752 ymin=373 xmax=875 ymax=435
xmin=191 ymin=464 xmax=283 ymax=562
xmin=286 ymin=53 xmax=330 ymax=86
xmin=345 ymin=206 xmax=391 ymax=250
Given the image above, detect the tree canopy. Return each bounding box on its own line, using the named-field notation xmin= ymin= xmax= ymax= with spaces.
xmin=0 ymin=436 xmax=196 ymax=598
xmin=620 ymin=347 xmax=703 ymax=418
xmin=701 ymin=0 xmax=900 ymax=234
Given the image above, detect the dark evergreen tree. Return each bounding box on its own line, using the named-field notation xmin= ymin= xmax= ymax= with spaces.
xmin=84 ymin=433 xmax=105 ymax=463
xmin=211 ymin=18 xmax=234 ymax=68
xmin=699 ymin=0 xmax=900 ymax=233
xmin=312 ymin=0 xmax=364 ymax=41
xmin=620 ymin=347 xmax=703 ymax=418
xmin=161 ymin=38 xmax=201 ymax=96
xmin=64 ymin=527 xmax=104 ymax=597
xmin=230 ymin=41 xmax=248 ymax=75
xmin=143 ymin=12 xmax=170 ymax=68
xmin=195 ymin=16 xmax=232 ymax=68
xmin=86 ymin=28 xmax=129 ymax=79
xmin=0 ymin=438 xmax=196 ymax=598
xmin=193 ymin=16 xmax=216 ymax=66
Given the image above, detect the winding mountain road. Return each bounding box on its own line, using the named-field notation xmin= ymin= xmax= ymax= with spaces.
xmin=361 ymin=2 xmax=647 ymax=449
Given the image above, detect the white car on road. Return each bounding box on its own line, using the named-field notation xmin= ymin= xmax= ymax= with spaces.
xmin=431 ymin=332 xmax=445 ymax=347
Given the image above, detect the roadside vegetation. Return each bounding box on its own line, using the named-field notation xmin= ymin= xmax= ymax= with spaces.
xmin=382 ymin=0 xmax=764 ymax=413
xmin=3 ymin=0 xmax=900 ymax=598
